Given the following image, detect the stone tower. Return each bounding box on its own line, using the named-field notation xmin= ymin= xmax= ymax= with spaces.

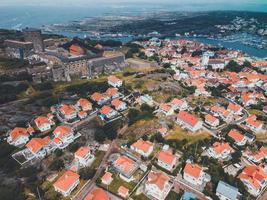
xmin=23 ymin=27 xmax=44 ymax=53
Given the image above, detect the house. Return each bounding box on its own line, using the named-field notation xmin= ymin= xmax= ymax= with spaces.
xmin=216 ymin=181 xmax=240 ymax=200
xmin=76 ymin=98 xmax=92 ymax=111
xmin=176 ymin=111 xmax=203 ymax=132
xmin=208 ymin=142 xmax=234 ymax=160
xmin=138 ymin=94 xmax=154 ymax=107
xmin=238 ymin=165 xmax=267 ymax=196
xmin=53 ymin=170 xmax=80 ymax=197
xmin=118 ymin=186 xmax=129 ymax=198
xmin=113 ymin=155 xmax=138 ymax=182
xmin=34 ymin=116 xmax=53 ymax=132
xmin=205 ymin=114 xmax=219 ymax=127
xmin=208 ymin=59 xmax=225 ymax=70
xmin=221 ymin=109 xmax=233 ymax=122
xmin=91 ymin=92 xmax=109 ymax=105
xmin=7 ymin=127 xmax=30 ymax=146
xmin=108 ymin=75 xmax=123 ymax=88
xmin=243 ymin=146 xmax=267 ymax=163
xmin=105 ymin=87 xmax=120 ymax=99
xmin=75 ymin=146 xmax=95 ymax=167
xmin=101 ymin=172 xmax=113 ymax=185
xmin=111 ymin=99 xmax=127 ymax=111
xmin=228 ymin=129 xmax=247 ymax=146
xmin=158 ymin=127 xmax=168 ymax=137
xmin=227 ymin=103 xmax=243 ymax=115
xmin=144 ymin=170 xmax=172 ymax=200
xmin=246 ymin=115 xmax=263 ymax=133
xmin=157 ymin=150 xmax=177 ymax=171
xmin=170 ymin=98 xmax=188 ymax=111
xmin=158 ymin=103 xmax=174 ymax=116
xmin=130 ymin=139 xmax=154 ymax=157
xmin=84 ymin=188 xmax=109 ymax=200
xmin=26 ymin=136 xmax=52 ymax=158
xmin=78 ymin=111 xmax=87 ymax=119
xmin=100 ymin=105 xmax=118 ymax=119
xmin=59 ymin=104 xmax=77 ymax=120
xmin=53 ymin=126 xmax=75 ymax=148
xmin=183 ymin=163 xmax=210 ymax=186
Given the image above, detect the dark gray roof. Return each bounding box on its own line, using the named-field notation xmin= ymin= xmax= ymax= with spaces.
xmin=216 ymin=181 xmax=239 ymax=200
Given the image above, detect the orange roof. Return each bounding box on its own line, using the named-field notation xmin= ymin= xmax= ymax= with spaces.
xmin=118 ymin=186 xmax=129 ymax=196
xmin=171 ymin=98 xmax=185 ymax=106
xmin=238 ymin=165 xmax=267 ymax=191
xmin=108 ymin=75 xmax=121 ymax=84
xmin=77 ymin=98 xmax=91 ymax=108
xmin=53 ymin=170 xmax=80 ymax=193
xmin=26 ymin=136 xmax=51 ymax=153
xmin=111 ymin=98 xmax=124 ymax=108
xmin=228 ymin=129 xmax=245 ymax=142
xmin=131 ymin=139 xmax=153 ymax=153
xmin=75 ymin=147 xmax=90 ymax=158
xmin=10 ymin=127 xmax=29 ymax=141
xmin=100 ymin=105 xmax=113 ymax=115
xmin=158 ymin=127 xmax=167 ymax=134
xmin=177 ymin=111 xmax=200 ymax=127
xmin=53 ymin=126 xmax=72 ymax=140
xmin=211 ymin=106 xmax=224 ymax=113
xmin=246 ymin=115 xmax=263 ymax=129
xmin=184 ymin=163 xmax=202 ymax=178
xmin=212 ymin=142 xmax=233 ymax=155
xmin=91 ymin=92 xmax=104 ymax=102
xmin=95 ymin=44 xmax=103 ymax=49
xmin=159 ymin=103 xmax=172 ymax=112
xmin=114 ymin=156 xmax=136 ymax=174
xmin=78 ymin=111 xmax=87 ymax=118
xmin=147 ymin=171 xmax=170 ymax=190
xmin=227 ymin=103 xmax=242 ymax=112
xmin=101 ymin=172 xmax=113 ymax=183
xmin=69 ymin=44 xmax=85 ymax=55
xmin=85 ymin=188 xmax=109 ymax=200
xmin=157 ymin=150 xmax=175 ymax=165
xmin=205 ymin=114 xmax=218 ymax=123
xmin=34 ymin=116 xmax=50 ymax=128
xmin=105 ymin=87 xmax=118 ymax=97
xmin=60 ymin=104 xmax=76 ymax=116
xmin=27 ymin=126 xmax=35 ymax=134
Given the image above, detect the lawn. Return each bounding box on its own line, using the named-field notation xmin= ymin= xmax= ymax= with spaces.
xmin=166 ymin=125 xmax=210 ymax=145
xmin=248 ymin=109 xmax=264 ymax=116
xmin=91 ymin=151 xmax=105 ymax=169
xmin=133 ymin=194 xmax=150 ymax=200
xmin=255 ymin=131 xmax=267 ymax=141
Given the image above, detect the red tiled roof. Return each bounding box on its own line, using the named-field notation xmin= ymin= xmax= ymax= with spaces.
xmin=85 ymin=188 xmax=109 ymax=200
xmin=53 ymin=170 xmax=79 ymax=193
xmin=184 ymin=163 xmax=202 ymax=178
xmin=177 ymin=111 xmax=200 ymax=127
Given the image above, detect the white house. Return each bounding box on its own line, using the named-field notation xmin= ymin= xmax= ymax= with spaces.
xmin=53 ymin=126 xmax=75 ymax=149
xmin=53 ymin=170 xmax=80 ymax=197
xmin=176 ymin=111 xmax=202 ymax=132
xmin=7 ymin=127 xmax=30 ymax=147
xmin=34 ymin=116 xmax=53 ymax=132
xmin=208 ymin=59 xmax=225 ymax=70
xmin=183 ymin=163 xmax=210 ymax=186
xmin=59 ymin=104 xmax=77 ymax=120
xmin=157 ymin=150 xmax=177 ymax=171
xmin=26 ymin=136 xmax=52 ymax=158
xmin=227 ymin=103 xmax=243 ymax=115
xmin=158 ymin=103 xmax=174 ymax=116
xmin=91 ymin=92 xmax=110 ymax=105
xmin=205 ymin=114 xmax=219 ymax=127
xmin=208 ymin=142 xmax=234 ymax=160
xmin=101 ymin=172 xmax=113 ymax=185
xmin=108 ymin=75 xmax=123 ymax=88
xmin=76 ymin=98 xmax=92 ymax=112
xmin=246 ymin=115 xmax=264 ymax=133
xmin=170 ymin=98 xmax=188 ymax=111
xmin=131 ymin=139 xmax=154 ymax=157
xmin=144 ymin=170 xmax=172 ymax=200
xmin=228 ymin=129 xmax=247 ymax=146
xmin=74 ymin=146 xmax=95 ymax=167
xmin=100 ymin=105 xmax=118 ymax=119
xmin=111 ymin=99 xmax=127 ymax=111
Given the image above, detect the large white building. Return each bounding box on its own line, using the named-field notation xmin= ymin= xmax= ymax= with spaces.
xmin=130 ymin=139 xmax=154 ymax=157
xmin=176 ymin=111 xmax=202 ymax=132
xmin=183 ymin=163 xmax=210 ymax=186
xmin=75 ymin=146 xmax=95 ymax=167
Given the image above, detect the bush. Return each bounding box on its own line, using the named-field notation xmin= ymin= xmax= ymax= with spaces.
xmin=79 ymin=167 xmax=96 ymax=180
xmin=49 ymin=159 xmax=64 ymax=171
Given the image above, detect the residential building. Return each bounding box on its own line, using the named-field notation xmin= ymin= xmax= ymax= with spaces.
xmin=7 ymin=127 xmax=30 ymax=146
xmin=176 ymin=111 xmax=203 ymax=132
xmin=108 ymin=75 xmax=123 ymax=88
xmin=208 ymin=142 xmax=234 ymax=160
xmin=159 ymin=103 xmax=174 ymax=116
xmin=183 ymin=163 xmax=209 ymax=186
xmin=216 ymin=181 xmax=240 ymax=200
xmin=144 ymin=170 xmax=172 ymax=200
xmin=246 ymin=115 xmax=263 ymax=133
xmin=75 ymin=146 xmax=95 ymax=167
xmin=170 ymin=98 xmax=188 ymax=111
xmin=26 ymin=136 xmax=52 ymax=158
xmin=53 ymin=126 xmax=75 ymax=148
xmin=100 ymin=105 xmax=118 ymax=119
xmin=157 ymin=150 xmax=177 ymax=171
xmin=118 ymin=186 xmax=129 ymax=198
xmin=205 ymin=114 xmax=219 ymax=127
xmin=76 ymin=98 xmax=92 ymax=111
xmin=59 ymin=104 xmax=77 ymax=120
xmin=85 ymin=188 xmax=110 ymax=200
xmin=111 ymin=98 xmax=127 ymax=111
xmin=243 ymin=146 xmax=267 ymax=163
xmin=227 ymin=103 xmax=243 ymax=115
xmin=78 ymin=111 xmax=87 ymax=119
xmin=53 ymin=170 xmax=80 ymax=197
xmin=130 ymin=139 xmax=154 ymax=157
xmin=91 ymin=92 xmax=109 ymax=105
xmin=34 ymin=116 xmax=53 ymax=132
xmin=228 ymin=129 xmax=247 ymax=146
xmin=101 ymin=172 xmax=113 ymax=185
xmin=157 ymin=127 xmax=168 ymax=137
xmin=238 ymin=165 xmax=267 ymax=196
xmin=105 ymin=87 xmax=120 ymax=99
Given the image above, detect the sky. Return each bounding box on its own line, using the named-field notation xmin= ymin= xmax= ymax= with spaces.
xmin=1 ymin=0 xmax=266 ymax=7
